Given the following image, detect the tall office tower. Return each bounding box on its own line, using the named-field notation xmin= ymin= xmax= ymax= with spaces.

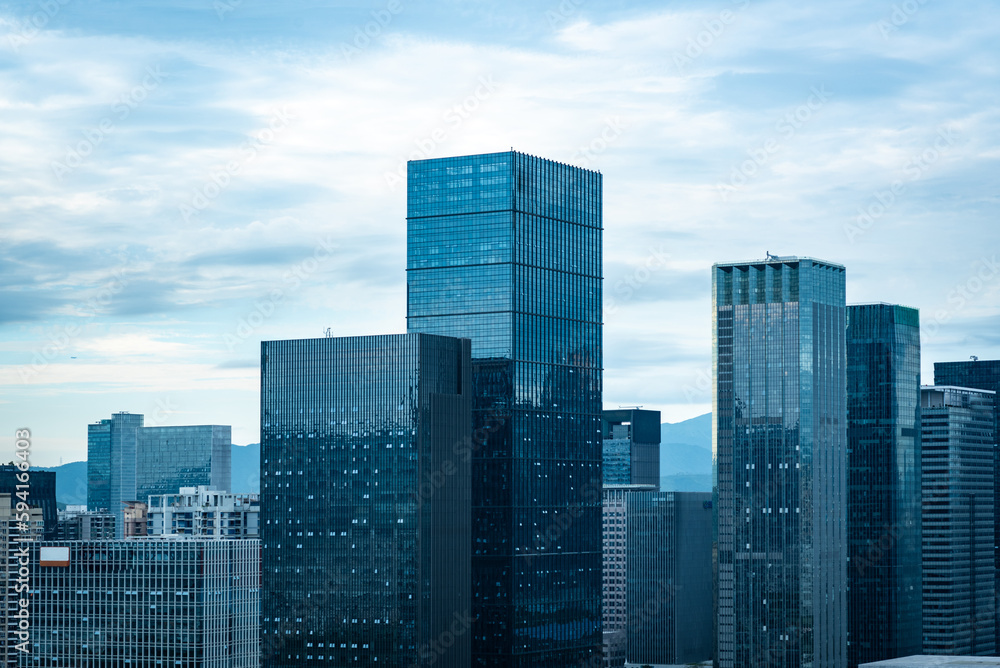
xmin=845 ymin=304 xmax=922 ymax=667
xmin=1 ymin=493 xmax=44 ymax=664
xmin=601 ymin=484 xmax=655 ymax=668
xmin=260 ymin=333 xmax=472 ymax=668
xmin=0 ymin=465 xmax=56 ymax=539
xmin=148 ymin=486 xmax=259 ymax=538
xmin=920 ymin=385 xmax=996 ymax=655
xmin=602 ymin=408 xmax=661 ymax=487
xmin=87 ymin=412 xmax=142 ymax=537
xmin=934 ymin=359 xmax=1000 ymax=651
xmin=21 ymin=538 xmax=260 ymax=666
xmin=626 ymin=491 xmax=713 ymax=666
xmin=137 ymin=425 xmax=232 ymax=500
xmin=407 ymin=151 xmax=604 ymax=667
xmin=712 ymin=256 xmax=848 ymax=668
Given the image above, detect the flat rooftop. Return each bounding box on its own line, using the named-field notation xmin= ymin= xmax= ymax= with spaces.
xmin=861 ymin=657 xmax=1000 ymax=668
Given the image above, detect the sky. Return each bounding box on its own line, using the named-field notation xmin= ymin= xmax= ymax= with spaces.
xmin=1 ymin=0 xmax=998 ymax=466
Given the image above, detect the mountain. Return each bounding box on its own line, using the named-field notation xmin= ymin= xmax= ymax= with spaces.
xmin=33 ymin=461 xmax=89 ymax=507
xmin=660 ymin=412 xmax=712 ymax=492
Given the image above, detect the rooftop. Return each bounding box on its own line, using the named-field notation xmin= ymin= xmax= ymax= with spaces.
xmin=861 ymin=657 xmax=1000 ymax=668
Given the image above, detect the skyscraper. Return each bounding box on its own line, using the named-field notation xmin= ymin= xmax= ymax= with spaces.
xmin=846 ymin=303 xmax=922 ymax=667
xmin=626 ymin=491 xmax=713 ymax=666
xmin=602 ymin=408 xmax=661 ymax=487
xmin=934 ymin=359 xmax=1000 ymax=651
xmin=407 ymin=150 xmax=604 ymax=667
xmin=712 ymin=256 xmax=848 ymax=668
xmin=260 ymin=333 xmax=472 ymax=668
xmin=136 ymin=425 xmax=232 ymax=500
xmin=920 ymin=385 xmax=996 ymax=655
xmin=87 ymin=412 xmax=142 ymax=538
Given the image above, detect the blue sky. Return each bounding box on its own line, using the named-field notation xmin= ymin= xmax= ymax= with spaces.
xmin=1 ymin=0 xmax=998 ymax=465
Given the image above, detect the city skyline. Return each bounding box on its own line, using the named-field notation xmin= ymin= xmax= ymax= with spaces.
xmin=2 ymin=1 xmax=999 ymax=466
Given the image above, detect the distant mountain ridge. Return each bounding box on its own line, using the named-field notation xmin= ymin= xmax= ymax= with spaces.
xmin=660 ymin=412 xmax=712 ymax=492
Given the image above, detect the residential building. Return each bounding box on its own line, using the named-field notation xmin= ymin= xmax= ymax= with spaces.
xmin=407 ymin=150 xmax=603 ymax=667
xmin=148 ymin=486 xmax=259 ymax=538
xmin=602 ymin=408 xmax=661 ymax=487
xmin=712 ymin=256 xmax=848 ymax=668
xmin=260 ymin=333 xmax=472 ymax=668
xmin=625 ymin=491 xmax=713 ymax=667
xmin=55 ymin=506 xmax=116 ymax=541
xmin=846 ymin=303 xmax=923 ymax=667
xmin=20 ymin=538 xmax=260 ymax=667
xmin=920 ymin=385 xmax=996 ymax=655
xmin=123 ymin=500 xmax=148 ymax=537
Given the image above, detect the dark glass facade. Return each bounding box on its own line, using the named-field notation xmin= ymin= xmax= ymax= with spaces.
xmin=406 ymin=151 xmax=603 ymax=668
xmin=712 ymin=257 xmax=848 ymax=668
xmin=136 ymin=425 xmax=232 ymax=500
xmin=87 ymin=412 xmax=142 ymax=538
xmin=845 ymin=304 xmax=922 ymax=667
xmin=1 ymin=465 xmax=57 ymax=540
xmin=934 ymin=359 xmax=1000 ymax=652
xmin=626 ymin=491 xmax=713 ymax=665
xmin=601 ymin=408 xmax=660 ymax=487
xmin=920 ymin=385 xmax=996 ymax=655
xmin=260 ymin=333 xmax=472 ymax=668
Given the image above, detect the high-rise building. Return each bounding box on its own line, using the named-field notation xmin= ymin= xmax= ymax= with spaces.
xmin=87 ymin=412 xmax=142 ymax=537
xmin=934 ymin=359 xmax=1000 ymax=651
xmin=602 ymin=408 xmax=661 ymax=487
xmin=2 ymin=493 xmax=44 ymax=664
xmin=626 ymin=491 xmax=713 ymax=667
xmin=920 ymin=385 xmax=996 ymax=655
xmin=136 ymin=425 xmax=232 ymax=500
xmin=87 ymin=414 xmax=231 ymax=538
xmin=149 ymin=486 xmax=259 ymax=538
xmin=601 ymin=484 xmax=655 ymax=668
xmin=407 ymin=150 xmax=604 ymax=667
xmin=712 ymin=256 xmax=848 ymax=668
xmin=0 ymin=466 xmax=56 ymax=540
xmin=20 ymin=538 xmax=260 ymax=667
xmin=846 ymin=303 xmax=922 ymax=667
xmin=260 ymin=333 xmax=472 ymax=668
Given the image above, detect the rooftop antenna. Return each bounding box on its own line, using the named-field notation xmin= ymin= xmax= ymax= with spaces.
xmin=324 ymin=328 xmax=333 ymax=338
xmin=766 ymin=251 xmax=777 ymax=260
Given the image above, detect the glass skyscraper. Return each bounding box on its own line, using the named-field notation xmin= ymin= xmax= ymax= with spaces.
xmin=712 ymin=256 xmax=848 ymax=668
xmin=934 ymin=358 xmax=1000 ymax=652
xmin=846 ymin=304 xmax=922 ymax=667
xmin=260 ymin=333 xmax=472 ymax=668
xmin=626 ymin=491 xmax=713 ymax=666
xmin=87 ymin=412 xmax=142 ymax=538
xmin=920 ymin=385 xmax=996 ymax=656
xmin=136 ymin=425 xmax=232 ymax=500
xmin=407 ymin=151 xmax=603 ymax=667
xmin=601 ymin=408 xmax=660 ymax=487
